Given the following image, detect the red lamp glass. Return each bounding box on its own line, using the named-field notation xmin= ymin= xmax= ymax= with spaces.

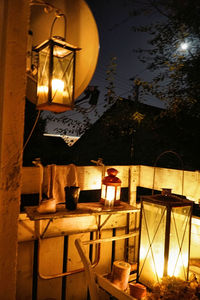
xmin=101 ymin=168 xmax=121 ymax=207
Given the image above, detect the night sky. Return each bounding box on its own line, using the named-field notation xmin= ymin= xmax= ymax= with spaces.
xmin=46 ymin=0 xmax=164 ymax=134
xmin=86 ymin=0 xmax=165 ymax=105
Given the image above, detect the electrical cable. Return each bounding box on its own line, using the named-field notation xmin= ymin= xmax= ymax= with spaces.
xmin=23 ymin=110 xmax=41 ymax=152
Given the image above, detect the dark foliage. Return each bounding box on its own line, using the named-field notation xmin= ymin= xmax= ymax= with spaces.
xmin=128 ymin=0 xmax=200 ymax=112
xmin=70 ymin=98 xmax=200 ymax=170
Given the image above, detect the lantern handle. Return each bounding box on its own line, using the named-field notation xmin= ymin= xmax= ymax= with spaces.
xmin=152 ymin=150 xmax=184 ymax=196
xmin=50 ymin=13 xmax=67 ymax=41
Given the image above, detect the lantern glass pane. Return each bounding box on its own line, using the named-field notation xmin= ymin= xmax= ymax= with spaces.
xmin=106 ymin=186 xmax=115 ymax=201
xmin=52 ymin=47 xmax=74 ymax=105
xmin=101 ymin=185 xmax=106 ymax=199
xmin=37 ymin=46 xmax=50 ymax=104
xmin=168 ymin=206 xmax=191 ymax=280
xmin=116 ymin=186 xmax=121 ymax=200
xmin=139 ymin=201 xmax=166 ymax=287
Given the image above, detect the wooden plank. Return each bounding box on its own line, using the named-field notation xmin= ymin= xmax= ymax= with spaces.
xmin=114 ymin=228 xmax=126 ymax=261
xmin=139 ymin=165 xmax=184 ymax=193
xmin=77 ymin=166 xmax=103 ymax=190
xmin=129 ymin=165 xmax=140 ymax=205
xmin=134 ymin=210 xmax=140 ymax=263
xmin=16 ymin=241 xmax=34 ymax=300
xmin=66 ymin=233 xmax=90 ymax=300
xmin=128 ymin=166 xmax=140 ymax=263
xmin=139 ymin=165 xmax=200 ymax=204
xmin=95 ymin=230 xmax=113 ymax=275
xmin=97 ymin=274 xmax=136 ymax=300
xmin=95 ymin=230 xmax=113 ymax=300
xmin=38 ymin=213 xmax=136 ymax=238
xmin=18 ymin=213 xmax=138 ymax=242
xmin=22 ymin=167 xmax=42 ymax=194
xmin=127 ymin=209 xmax=140 ymax=264
xmin=22 ymin=165 xmax=200 ymax=204
xmin=40 ymin=165 xmax=131 ymax=196
xmin=183 ymin=170 xmax=200 ymax=203
xmin=18 ymin=213 xmax=36 ymax=242
xmin=83 ymin=231 xmax=139 ymax=246
xmin=25 ymin=202 xmax=138 ymax=221
xmin=37 ymin=237 xmax=64 ymax=300
xmin=191 ymin=217 xmax=200 ymax=259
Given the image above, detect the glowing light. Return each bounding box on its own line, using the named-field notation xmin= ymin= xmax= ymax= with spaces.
xmin=37 ymin=85 xmax=48 ymax=104
xmin=37 ymin=79 xmax=65 ymax=104
xmin=101 ymin=168 xmax=121 ymax=207
xmin=52 ymin=79 xmax=64 ymax=103
xmin=106 ymin=186 xmax=115 ymax=201
xmin=139 ymin=246 xmax=164 ymax=280
xmin=140 ymin=245 xmax=188 ymax=281
xmin=168 ymin=249 xmax=188 ymax=277
xmin=104 ymin=186 xmax=115 ymax=207
xmin=180 ymin=42 xmax=189 ymax=51
xmin=138 ymin=196 xmax=192 ymax=287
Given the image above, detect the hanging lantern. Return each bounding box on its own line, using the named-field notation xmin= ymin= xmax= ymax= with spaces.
xmin=137 ymin=188 xmax=193 ymax=288
xmin=33 ymin=14 xmax=81 ymax=113
xmin=101 ymin=168 xmax=121 ymax=207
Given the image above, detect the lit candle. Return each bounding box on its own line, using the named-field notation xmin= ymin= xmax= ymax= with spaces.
xmin=52 ymin=79 xmax=64 ymax=103
xmin=37 ymin=85 xmax=48 ymax=104
xmin=104 ymin=186 xmax=115 ymax=208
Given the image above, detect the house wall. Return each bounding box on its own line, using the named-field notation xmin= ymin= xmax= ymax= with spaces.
xmin=17 ymin=165 xmax=200 ymax=300
xmin=0 ymin=1 xmax=29 ymax=299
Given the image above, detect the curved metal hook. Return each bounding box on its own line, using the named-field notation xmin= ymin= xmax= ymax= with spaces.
xmin=50 ymin=14 xmax=67 ymax=40
xmin=152 ymin=150 xmax=184 ymax=195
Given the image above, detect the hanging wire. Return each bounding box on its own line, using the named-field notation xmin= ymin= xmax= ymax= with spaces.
xmin=49 ymin=14 xmax=67 ymax=40
xmin=0 ymin=109 xmax=41 ymax=171
xmin=152 ymin=150 xmax=184 ymax=196
xmin=23 ymin=110 xmax=41 ymax=152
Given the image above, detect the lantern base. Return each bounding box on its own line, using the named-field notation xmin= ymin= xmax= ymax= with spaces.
xmin=36 ymin=103 xmax=73 ymax=113
xmin=100 ymin=198 xmax=121 ymax=206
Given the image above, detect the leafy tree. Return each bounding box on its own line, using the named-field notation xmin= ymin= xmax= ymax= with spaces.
xmin=128 ymin=0 xmax=200 ymax=113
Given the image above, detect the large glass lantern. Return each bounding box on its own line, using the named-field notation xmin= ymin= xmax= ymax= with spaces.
xmin=137 ymin=189 xmax=193 ymax=288
xmin=101 ymin=168 xmax=121 ymax=207
xmin=34 ymin=37 xmax=81 ymax=112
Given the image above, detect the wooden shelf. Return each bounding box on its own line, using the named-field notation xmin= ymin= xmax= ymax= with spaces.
xmin=25 ymin=201 xmax=139 ymax=221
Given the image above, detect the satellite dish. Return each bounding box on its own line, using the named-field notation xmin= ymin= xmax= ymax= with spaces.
xmin=27 ymin=0 xmax=99 ymax=105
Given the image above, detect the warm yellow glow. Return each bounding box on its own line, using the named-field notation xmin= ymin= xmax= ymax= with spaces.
xmin=52 ymin=79 xmax=64 ymax=103
xmin=152 ymin=250 xmax=164 ymax=278
xmin=140 ymin=245 xmax=188 ymax=280
xmin=140 ymin=246 xmax=164 ymax=279
xmin=37 ymin=85 xmax=48 ymax=104
xmin=106 ymin=186 xmax=115 ymax=201
xmin=101 ymin=185 xmax=106 ymax=199
xmin=168 ymin=250 xmax=188 ymax=277
xmin=104 ymin=186 xmax=115 ymax=207
xmin=63 ymin=90 xmax=69 ymax=99
xmin=37 ymin=79 xmax=65 ymax=104
xmin=116 ymin=186 xmax=121 ymax=200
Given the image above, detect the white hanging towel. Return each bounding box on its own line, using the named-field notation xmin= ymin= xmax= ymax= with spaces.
xmin=46 ymin=164 xmax=79 ymax=203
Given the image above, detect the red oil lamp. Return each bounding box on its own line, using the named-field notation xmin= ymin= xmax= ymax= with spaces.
xmin=101 ymin=168 xmax=121 ymax=207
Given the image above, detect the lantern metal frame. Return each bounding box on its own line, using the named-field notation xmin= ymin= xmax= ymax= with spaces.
xmin=137 ymin=191 xmax=193 ymax=287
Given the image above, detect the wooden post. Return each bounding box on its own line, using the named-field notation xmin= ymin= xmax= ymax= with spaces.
xmin=0 ymin=0 xmax=29 ymax=298
xmin=128 ymin=166 xmax=140 ymax=263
